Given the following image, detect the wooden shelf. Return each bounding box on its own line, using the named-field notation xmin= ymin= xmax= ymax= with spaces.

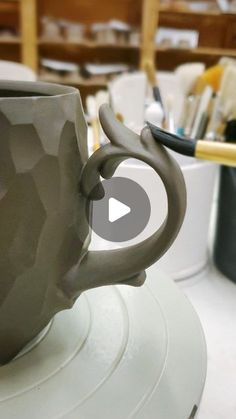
xmin=38 ymin=39 xmax=139 ymax=50
xmin=0 ymin=36 xmax=21 ymax=44
xmin=192 ymin=46 xmax=236 ymax=57
xmin=39 ymin=73 xmax=107 ymax=87
xmin=37 ymin=0 xmax=142 ymax=26
xmin=159 ymin=5 xmax=222 ymax=17
xmin=2 ymin=1 xmax=236 ymax=92
xmin=155 ymin=45 xmax=236 ymax=58
xmin=38 ymin=72 xmax=108 ymax=104
xmin=39 ymin=38 xmax=139 ymax=66
xmin=0 ymin=1 xmax=19 ymax=13
xmin=159 ymin=5 xmax=236 ymax=17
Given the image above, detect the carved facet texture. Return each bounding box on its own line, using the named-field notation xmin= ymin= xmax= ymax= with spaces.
xmin=0 ymin=91 xmax=88 ymax=364
xmin=0 ymin=87 xmax=187 ymax=365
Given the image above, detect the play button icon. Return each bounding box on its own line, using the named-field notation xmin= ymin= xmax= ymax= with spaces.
xmin=108 ymin=198 xmax=131 ymax=223
xmin=88 ymin=177 xmax=151 ymax=242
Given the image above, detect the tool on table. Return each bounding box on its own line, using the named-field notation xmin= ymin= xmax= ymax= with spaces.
xmin=147 ymin=122 xmax=236 ymax=167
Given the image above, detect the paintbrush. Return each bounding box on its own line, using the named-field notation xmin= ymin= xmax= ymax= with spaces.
xmin=204 ymin=95 xmax=222 ymax=141
xmin=204 ymin=65 xmax=236 ymax=141
xmin=191 ymin=85 xmax=213 ymax=139
xmin=183 ymin=95 xmax=200 ymax=137
xmin=145 ymin=62 xmax=164 ymax=107
xmin=86 ymin=95 xmax=101 ymax=152
xmin=147 ymin=122 xmax=236 ymax=167
xmin=191 ymin=64 xmax=224 ymax=95
xmin=140 ymin=0 xmax=164 ymax=108
xmin=165 ymin=94 xmax=175 ymax=133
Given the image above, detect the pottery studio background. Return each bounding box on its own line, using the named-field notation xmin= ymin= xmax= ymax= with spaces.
xmin=0 ymin=0 xmax=236 ymax=418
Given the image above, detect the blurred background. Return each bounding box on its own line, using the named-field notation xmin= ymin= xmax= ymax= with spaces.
xmin=0 ymin=2 xmax=236 ymax=417
xmin=1 ymin=0 xmax=236 ymax=104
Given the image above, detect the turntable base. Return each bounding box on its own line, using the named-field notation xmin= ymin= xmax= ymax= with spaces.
xmin=0 ymin=265 xmax=206 ymax=419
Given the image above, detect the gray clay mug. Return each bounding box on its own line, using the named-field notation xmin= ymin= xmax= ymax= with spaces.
xmin=0 ymin=81 xmax=186 ymax=364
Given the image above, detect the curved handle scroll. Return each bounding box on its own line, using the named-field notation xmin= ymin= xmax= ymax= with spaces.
xmin=63 ymin=105 xmax=186 ymax=297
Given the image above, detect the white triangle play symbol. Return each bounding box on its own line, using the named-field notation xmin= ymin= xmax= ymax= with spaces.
xmin=108 ymin=198 xmax=131 ymax=223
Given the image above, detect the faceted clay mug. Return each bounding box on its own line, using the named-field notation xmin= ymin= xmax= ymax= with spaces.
xmin=0 ymin=81 xmax=186 ymax=364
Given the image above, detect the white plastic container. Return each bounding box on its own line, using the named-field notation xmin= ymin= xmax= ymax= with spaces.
xmin=97 ymin=68 xmax=218 ymax=280
xmin=114 ymin=153 xmax=218 ymax=280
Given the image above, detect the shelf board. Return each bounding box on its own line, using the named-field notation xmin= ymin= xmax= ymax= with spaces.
xmin=0 ymin=1 xmax=19 ymax=13
xmin=159 ymin=5 xmax=236 ymax=17
xmin=38 ymin=38 xmax=139 ymax=50
xmin=38 ymin=39 xmax=236 ymax=58
xmin=0 ymin=36 xmax=21 ymax=44
xmin=155 ymin=45 xmax=236 ymax=58
xmin=39 ymin=74 xmax=107 ymax=88
xmin=193 ymin=46 xmax=236 ymax=57
xmin=159 ymin=5 xmax=223 ymax=17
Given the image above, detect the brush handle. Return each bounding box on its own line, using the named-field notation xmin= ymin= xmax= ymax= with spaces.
xmin=140 ymin=0 xmax=161 ymax=106
xmin=145 ymin=63 xmax=163 ymax=106
xmin=91 ymin=119 xmax=101 ymax=151
xmin=196 ymin=141 xmax=236 ymax=167
xmin=140 ymin=0 xmax=160 ymax=72
xmin=153 ymin=85 xmax=164 ymax=107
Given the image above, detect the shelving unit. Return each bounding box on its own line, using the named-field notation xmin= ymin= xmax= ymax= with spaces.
xmin=20 ymin=0 xmax=37 ymax=71
xmin=36 ymin=0 xmax=143 ymax=99
xmin=157 ymin=5 xmax=236 ymax=68
xmin=38 ymin=39 xmax=139 ymax=50
xmin=0 ymin=37 xmax=21 ymax=44
xmin=155 ymin=45 xmax=236 ymax=71
xmin=0 ymin=0 xmax=19 ymax=18
xmin=38 ymin=3 xmax=236 ymax=70
xmin=0 ymin=0 xmax=37 ymax=69
xmin=0 ymin=0 xmax=21 ymax=62
xmin=1 ymin=0 xmax=236 ymax=99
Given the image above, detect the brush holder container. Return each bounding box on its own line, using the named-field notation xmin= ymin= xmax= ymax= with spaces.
xmin=214 ymin=121 xmax=236 ymax=282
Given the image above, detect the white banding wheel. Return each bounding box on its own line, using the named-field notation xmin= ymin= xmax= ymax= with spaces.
xmin=0 ymin=265 xmax=206 ymax=419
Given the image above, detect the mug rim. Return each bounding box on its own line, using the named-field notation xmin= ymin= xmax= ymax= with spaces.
xmin=0 ymin=80 xmax=78 ymax=99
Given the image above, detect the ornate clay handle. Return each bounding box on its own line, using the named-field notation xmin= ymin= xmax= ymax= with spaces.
xmin=64 ymin=104 xmax=186 ymax=297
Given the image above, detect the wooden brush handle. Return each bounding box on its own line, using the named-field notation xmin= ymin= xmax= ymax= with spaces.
xmin=91 ymin=119 xmax=101 ymax=151
xmin=140 ymin=0 xmax=160 ymax=84
xmin=196 ymin=141 xmax=236 ymax=167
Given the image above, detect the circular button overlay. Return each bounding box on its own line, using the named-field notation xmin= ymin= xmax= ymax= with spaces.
xmin=87 ymin=177 xmax=151 ymax=242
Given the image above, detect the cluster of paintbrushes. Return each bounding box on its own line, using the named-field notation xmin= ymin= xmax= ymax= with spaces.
xmin=148 ymin=59 xmax=236 ymax=167
xmin=86 ymin=60 xmax=236 ymax=167
xmin=178 ymin=59 xmax=236 ymax=141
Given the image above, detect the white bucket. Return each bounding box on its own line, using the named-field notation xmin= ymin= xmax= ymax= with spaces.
xmin=113 ymin=152 xmax=218 ymax=281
